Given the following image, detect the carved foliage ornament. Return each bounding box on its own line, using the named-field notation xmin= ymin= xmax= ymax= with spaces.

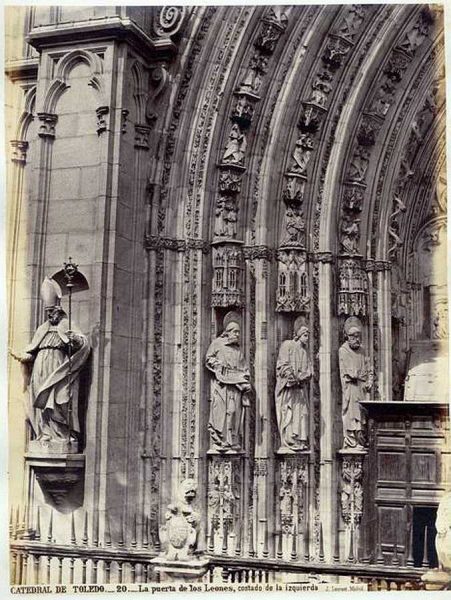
xmin=341 ymin=456 xmax=364 ymax=527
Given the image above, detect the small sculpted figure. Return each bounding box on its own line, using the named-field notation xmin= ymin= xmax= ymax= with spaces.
xmin=339 ymin=320 xmax=372 ymax=450
xmin=10 ymin=277 xmax=90 ymax=452
xmin=160 ymin=479 xmax=201 ymax=561
xmin=275 ymin=321 xmax=312 ymax=452
xmin=205 ymin=315 xmax=251 ymax=453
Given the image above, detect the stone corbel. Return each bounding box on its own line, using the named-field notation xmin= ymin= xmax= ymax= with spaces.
xmin=134 ymin=124 xmax=151 ymax=150
xmin=37 ymin=113 xmax=58 ymax=139
xmin=95 ymin=106 xmax=109 ymax=135
xmin=10 ymin=140 xmax=29 ymax=164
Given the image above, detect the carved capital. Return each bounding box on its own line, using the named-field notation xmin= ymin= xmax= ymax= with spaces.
xmin=37 ymin=113 xmax=57 ymax=138
xmin=10 ymin=140 xmax=29 ymax=164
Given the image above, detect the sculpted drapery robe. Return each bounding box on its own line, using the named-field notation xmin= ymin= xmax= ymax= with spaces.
xmin=24 ymin=318 xmax=90 ymax=441
xmin=205 ymin=336 xmax=251 ymax=451
xmin=338 ymin=340 xmax=370 ymax=448
xmin=275 ymin=339 xmax=312 ymax=450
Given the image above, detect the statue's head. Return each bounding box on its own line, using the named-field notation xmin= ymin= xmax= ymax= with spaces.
xmin=224 ymin=321 xmax=240 ymax=346
xmin=294 ymin=325 xmax=309 ymax=345
xmin=179 ymin=479 xmax=197 ymax=505
xmin=46 ymin=306 xmax=66 ymax=326
xmin=347 ymin=326 xmax=361 ymax=350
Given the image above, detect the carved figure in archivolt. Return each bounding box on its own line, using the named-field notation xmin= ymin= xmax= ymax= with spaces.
xmin=206 ymin=313 xmax=251 ymax=453
xmin=275 ymin=319 xmax=312 ymax=453
xmin=339 ymin=318 xmax=372 ymax=450
xmin=290 ymin=134 xmax=314 ymax=175
xmin=340 ymin=214 xmax=360 ymax=254
xmin=309 ymin=71 xmax=333 ymax=107
xmin=239 ymin=53 xmax=269 ymax=94
xmin=222 ymin=124 xmax=247 ymax=166
xmin=10 ymin=277 xmax=90 ymax=452
xmin=283 ymin=207 xmax=305 ymax=245
xmin=347 ymin=146 xmax=370 ymax=183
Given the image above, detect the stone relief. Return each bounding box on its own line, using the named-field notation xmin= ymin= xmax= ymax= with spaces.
xmin=346 ymin=146 xmax=370 ymax=184
xmin=214 ymin=196 xmax=238 ymax=239
xmin=275 ymin=320 xmax=312 ymax=453
xmin=211 ymin=244 xmax=244 ymax=307
xmin=276 ymin=249 xmax=310 ymax=313
xmin=309 ymin=71 xmax=333 ymax=108
xmin=337 ymin=258 xmax=368 ymax=317
xmin=289 ymin=134 xmax=314 ymax=176
xmin=335 ymin=5 xmax=365 ymax=43
xmin=395 ymin=7 xmax=434 ymax=57
xmin=283 ymin=206 xmax=306 ymax=246
xmin=339 ymin=318 xmax=372 ymax=450
xmin=340 ymin=213 xmax=361 ymax=255
xmin=238 ymin=52 xmax=269 ymax=94
xmin=158 ymin=479 xmax=200 ymax=561
xmin=10 ymin=277 xmax=90 ymax=454
xmin=205 ymin=313 xmax=251 ymax=453
xmin=340 ymin=456 xmax=364 ymax=533
xmin=222 ymin=124 xmax=247 ymax=166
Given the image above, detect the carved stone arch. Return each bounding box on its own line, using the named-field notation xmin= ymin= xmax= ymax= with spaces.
xmin=42 ymin=48 xmax=106 ymax=114
xmin=398 ymin=112 xmax=445 ymax=268
xmin=130 ymin=59 xmax=147 ymax=124
xmin=374 ymin=54 xmax=445 ymax=264
xmin=15 ymin=85 xmax=36 ymax=141
xmin=314 ymin=5 xmax=408 ymax=252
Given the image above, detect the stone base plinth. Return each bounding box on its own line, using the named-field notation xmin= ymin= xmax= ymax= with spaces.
xmin=29 ymin=439 xmax=78 ymax=454
xmin=150 ymin=556 xmax=209 ymax=581
xmin=421 ymin=569 xmax=451 ymax=591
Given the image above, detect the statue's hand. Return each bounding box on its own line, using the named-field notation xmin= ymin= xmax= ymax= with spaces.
xmin=9 ymin=349 xmax=33 ymax=363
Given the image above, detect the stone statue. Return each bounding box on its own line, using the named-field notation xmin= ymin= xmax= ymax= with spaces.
xmin=159 ymin=479 xmax=201 ymax=561
xmin=222 ymin=124 xmax=247 ymax=165
xmin=339 ymin=318 xmax=372 ymax=450
xmin=275 ymin=320 xmax=312 ymax=452
xmin=436 ymin=490 xmax=451 ymax=571
xmin=10 ymin=277 xmax=90 ymax=453
xmin=205 ymin=313 xmax=251 ymax=453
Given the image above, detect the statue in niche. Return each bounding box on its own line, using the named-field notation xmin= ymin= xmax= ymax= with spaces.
xmin=239 ymin=53 xmax=268 ymax=94
xmin=283 ymin=207 xmax=306 ymax=245
xmin=275 ymin=318 xmax=312 ymax=453
xmin=222 ymin=124 xmax=247 ymax=166
xmin=290 ymin=134 xmax=314 ymax=175
xmin=215 ymin=196 xmax=237 ymax=239
xmin=396 ymin=10 xmax=432 ymax=57
xmin=336 ymin=5 xmax=365 ymax=41
xmin=369 ymin=78 xmax=395 ymax=117
xmin=347 ymin=146 xmax=370 ymax=183
xmin=339 ymin=318 xmax=372 ymax=450
xmin=205 ymin=313 xmax=251 ymax=453
xmin=309 ymin=71 xmax=333 ymax=107
xmin=159 ymin=479 xmax=201 ymax=561
xmin=340 ymin=214 xmax=360 ymax=254
xmin=10 ymin=277 xmax=90 ymax=453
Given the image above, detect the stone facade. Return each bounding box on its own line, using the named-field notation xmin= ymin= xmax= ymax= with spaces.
xmin=5 ymin=4 xmax=449 ymax=586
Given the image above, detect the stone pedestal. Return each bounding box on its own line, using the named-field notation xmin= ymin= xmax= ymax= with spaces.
xmin=275 ymin=451 xmax=310 ymax=561
xmin=25 ymin=453 xmax=85 ymax=510
xmin=207 ymin=454 xmax=246 ymax=556
xmin=150 ymin=556 xmax=209 ymax=582
xmin=338 ymin=448 xmax=366 ymax=562
xmin=421 ymin=569 xmax=451 ymax=591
